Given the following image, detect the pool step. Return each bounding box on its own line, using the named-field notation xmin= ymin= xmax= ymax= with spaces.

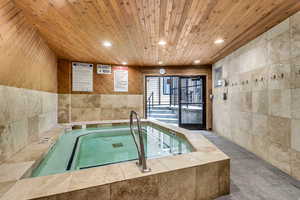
xmin=153 ymin=118 xmax=178 ymax=124
xmin=148 ymin=105 xmax=178 ymax=124
xmin=150 ymin=106 xmax=172 ymax=110
xmin=150 ymin=110 xmax=175 ymax=115
xmin=149 ymin=113 xmax=177 ymax=119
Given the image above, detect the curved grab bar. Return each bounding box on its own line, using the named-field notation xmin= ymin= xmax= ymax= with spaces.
xmin=130 ymin=111 xmax=151 ymax=172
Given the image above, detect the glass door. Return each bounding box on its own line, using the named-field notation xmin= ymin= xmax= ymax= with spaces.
xmin=170 ymin=77 xmax=179 ymax=107
xmin=178 ymin=76 xmax=206 ymax=130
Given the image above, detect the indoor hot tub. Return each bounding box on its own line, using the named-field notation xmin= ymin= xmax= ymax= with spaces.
xmin=1 ymin=120 xmax=229 ymax=200
xmin=32 ymin=124 xmax=193 ymax=177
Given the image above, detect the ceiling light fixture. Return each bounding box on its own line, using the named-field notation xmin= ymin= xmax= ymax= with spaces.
xmin=158 ymin=40 xmax=167 ymax=46
xmin=214 ymin=39 xmax=224 ymax=44
xmin=158 ymin=61 xmax=163 ymax=65
xmin=194 ymin=60 xmax=201 ymax=64
xmin=122 ymin=62 xmax=128 ymax=65
xmin=102 ymin=41 xmax=112 ymax=47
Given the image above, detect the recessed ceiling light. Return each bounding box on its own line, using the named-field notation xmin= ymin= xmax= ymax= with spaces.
xmin=158 ymin=40 xmax=167 ymax=46
xmin=158 ymin=61 xmax=163 ymax=65
xmin=194 ymin=60 xmax=201 ymax=64
xmin=214 ymin=39 xmax=224 ymax=44
xmin=102 ymin=41 xmax=112 ymax=47
xmin=122 ymin=62 xmax=127 ymax=65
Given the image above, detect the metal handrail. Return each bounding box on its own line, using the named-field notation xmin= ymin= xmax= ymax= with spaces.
xmin=129 ymin=111 xmax=151 ymax=172
xmin=147 ymin=92 xmax=154 ymax=117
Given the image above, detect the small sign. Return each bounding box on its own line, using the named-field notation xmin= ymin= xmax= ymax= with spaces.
xmin=97 ymin=64 xmax=112 ymax=74
xmin=114 ymin=67 xmax=128 ymax=92
xmin=72 ymin=62 xmax=93 ymax=92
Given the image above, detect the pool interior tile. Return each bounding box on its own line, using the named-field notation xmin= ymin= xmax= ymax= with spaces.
xmin=149 ymin=119 xmax=219 ymax=148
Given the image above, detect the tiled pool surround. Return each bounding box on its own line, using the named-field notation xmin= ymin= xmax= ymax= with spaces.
xmin=0 ymin=120 xmax=230 ymax=200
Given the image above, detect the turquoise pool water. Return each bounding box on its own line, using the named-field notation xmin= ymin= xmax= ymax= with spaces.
xmin=32 ymin=125 xmax=192 ymax=177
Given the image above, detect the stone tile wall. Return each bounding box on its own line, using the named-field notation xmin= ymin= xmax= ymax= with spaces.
xmin=213 ymin=12 xmax=300 ymax=180
xmin=0 ymin=86 xmax=57 ymax=163
xmin=58 ymin=94 xmax=143 ymax=123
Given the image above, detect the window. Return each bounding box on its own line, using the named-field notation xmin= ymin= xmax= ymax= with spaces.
xmin=163 ymin=77 xmax=171 ymax=95
xmin=214 ymin=67 xmax=223 ymax=88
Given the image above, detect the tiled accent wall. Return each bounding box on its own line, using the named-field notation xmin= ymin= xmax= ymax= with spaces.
xmin=0 ymin=86 xmax=57 ymax=162
xmin=213 ymin=12 xmax=300 ymax=180
xmin=57 ymin=60 xmax=144 ymax=123
xmin=58 ymin=94 xmax=143 ymax=123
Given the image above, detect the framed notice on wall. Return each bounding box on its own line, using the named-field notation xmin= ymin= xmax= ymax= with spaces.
xmin=72 ymin=62 xmax=93 ymax=92
xmin=97 ymin=64 xmax=112 ymax=74
xmin=114 ymin=66 xmax=128 ymax=92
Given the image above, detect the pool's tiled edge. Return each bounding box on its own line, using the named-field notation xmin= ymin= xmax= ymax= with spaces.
xmin=0 ymin=120 xmax=230 ymax=200
xmin=0 ymin=126 xmax=66 ymax=198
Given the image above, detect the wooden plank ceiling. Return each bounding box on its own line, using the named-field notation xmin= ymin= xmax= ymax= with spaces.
xmin=13 ymin=0 xmax=300 ymax=66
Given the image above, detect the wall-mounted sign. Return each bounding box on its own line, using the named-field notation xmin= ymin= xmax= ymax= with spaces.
xmin=72 ymin=62 xmax=93 ymax=92
xmin=114 ymin=66 xmax=128 ymax=92
xmin=97 ymin=64 xmax=112 ymax=74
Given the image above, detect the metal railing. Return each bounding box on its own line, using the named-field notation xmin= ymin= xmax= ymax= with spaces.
xmin=147 ymin=91 xmax=154 ymax=117
xmin=129 ymin=111 xmax=151 ymax=172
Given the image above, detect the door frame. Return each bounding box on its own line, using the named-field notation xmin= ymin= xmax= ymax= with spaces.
xmin=144 ymin=75 xmax=207 ymax=130
xmin=144 ymin=75 xmax=179 ymax=117
xmin=178 ymin=75 xmax=206 ymax=130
